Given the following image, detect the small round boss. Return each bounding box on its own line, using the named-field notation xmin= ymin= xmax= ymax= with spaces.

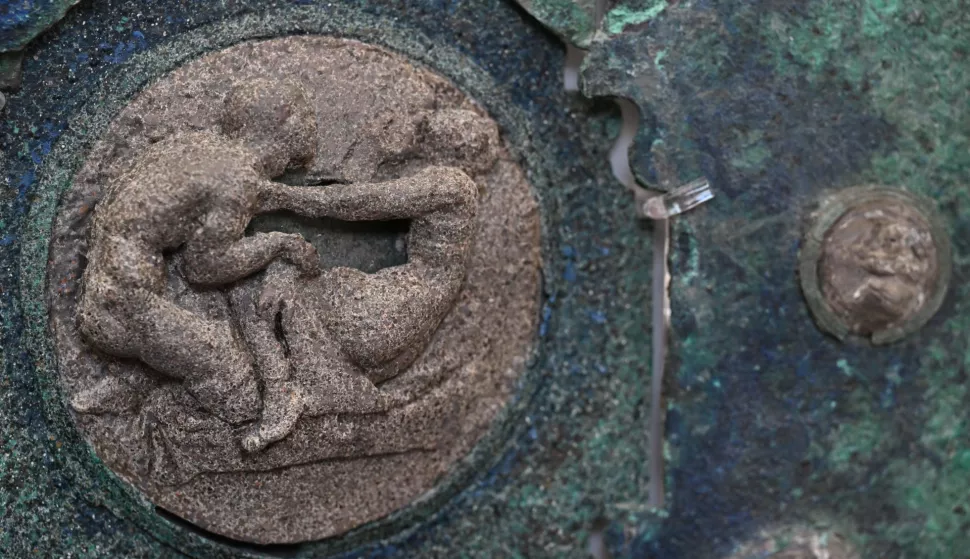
xmin=799 ymin=185 xmax=952 ymax=345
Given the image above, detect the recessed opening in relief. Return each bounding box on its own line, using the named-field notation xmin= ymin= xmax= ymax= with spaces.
xmin=48 ymin=36 xmax=541 ymax=544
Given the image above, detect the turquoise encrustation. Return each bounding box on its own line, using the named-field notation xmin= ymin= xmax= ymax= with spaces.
xmin=0 ymin=0 xmax=83 ymax=88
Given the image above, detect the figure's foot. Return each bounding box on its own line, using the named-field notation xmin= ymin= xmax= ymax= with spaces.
xmin=242 ymin=383 xmax=305 ymax=453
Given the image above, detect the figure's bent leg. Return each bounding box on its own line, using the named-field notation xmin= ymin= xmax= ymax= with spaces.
xmin=228 ymin=275 xmax=305 ymax=452
xmin=77 ymin=278 xmax=140 ymax=358
xmin=70 ymin=360 xmax=159 ymax=415
xmin=255 ymin=262 xmax=392 ymax=416
xmin=132 ymin=292 xmax=261 ymax=425
xmin=75 ymin=278 xmax=158 ymax=414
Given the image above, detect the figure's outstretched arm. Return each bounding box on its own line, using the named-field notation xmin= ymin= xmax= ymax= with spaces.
xmin=255 ymin=166 xmax=477 ymax=222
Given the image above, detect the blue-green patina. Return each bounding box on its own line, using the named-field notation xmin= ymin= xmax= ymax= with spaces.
xmin=4 ymin=0 xmax=970 ymax=557
xmin=521 ymin=0 xmax=970 ymax=557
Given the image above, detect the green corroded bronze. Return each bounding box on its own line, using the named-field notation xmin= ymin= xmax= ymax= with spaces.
xmin=515 ymin=0 xmax=600 ymax=48
xmin=0 ymin=52 xmax=24 ymax=89
xmin=519 ymin=0 xmax=970 ymax=557
xmin=0 ymin=0 xmax=82 ymax=52
xmin=3 ymin=0 xmax=970 ymax=556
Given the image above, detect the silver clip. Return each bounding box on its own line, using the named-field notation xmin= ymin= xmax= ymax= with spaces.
xmin=642 ymin=177 xmax=714 ymax=220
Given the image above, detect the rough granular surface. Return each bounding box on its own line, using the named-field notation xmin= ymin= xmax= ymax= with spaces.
xmin=47 ymin=36 xmax=540 ymax=544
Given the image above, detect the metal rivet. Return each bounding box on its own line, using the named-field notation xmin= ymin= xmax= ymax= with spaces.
xmin=799 ymin=185 xmax=951 ymax=344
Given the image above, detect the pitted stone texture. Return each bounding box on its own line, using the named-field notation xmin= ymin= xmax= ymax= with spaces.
xmin=48 ymin=36 xmax=540 ymax=544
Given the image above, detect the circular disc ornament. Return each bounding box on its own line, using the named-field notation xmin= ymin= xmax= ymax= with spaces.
xmin=49 ymin=35 xmax=541 ymax=544
xmin=799 ymin=186 xmax=952 ymax=345
xmin=5 ymin=1 xmax=653 ymax=557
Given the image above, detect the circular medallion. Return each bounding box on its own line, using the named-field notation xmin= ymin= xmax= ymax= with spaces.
xmin=799 ymin=186 xmax=951 ymax=345
xmin=47 ymin=36 xmax=540 ymax=544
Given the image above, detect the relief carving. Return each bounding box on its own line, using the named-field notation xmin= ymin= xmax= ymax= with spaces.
xmin=49 ymin=37 xmax=540 ymax=543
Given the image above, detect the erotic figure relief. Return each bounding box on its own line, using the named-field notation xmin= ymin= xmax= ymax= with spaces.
xmin=49 ymin=36 xmax=541 ymax=543
xmin=72 ymin=77 xmax=492 ymax=475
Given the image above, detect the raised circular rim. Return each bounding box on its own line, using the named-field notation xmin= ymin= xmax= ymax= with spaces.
xmin=16 ymin=6 xmax=559 ymax=558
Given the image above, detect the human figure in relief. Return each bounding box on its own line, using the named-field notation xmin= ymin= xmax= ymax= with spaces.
xmin=74 ymin=77 xmax=499 ymax=456
xmin=234 ymin=106 xmax=498 ymax=452
xmin=238 ymin=164 xmax=480 ymax=451
xmin=75 ymin=79 xmax=322 ymax=428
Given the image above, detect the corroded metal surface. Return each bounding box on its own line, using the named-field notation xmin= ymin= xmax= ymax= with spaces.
xmin=520 ymin=1 xmax=970 ymax=557
xmin=3 ymin=0 xmax=970 ymax=557
xmin=0 ymin=0 xmax=81 ymax=51
xmin=0 ymin=0 xmax=82 ymax=87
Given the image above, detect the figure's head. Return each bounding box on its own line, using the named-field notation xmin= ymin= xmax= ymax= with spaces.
xmin=420 ymin=108 xmax=499 ymax=177
xmin=220 ymin=78 xmax=318 ymax=177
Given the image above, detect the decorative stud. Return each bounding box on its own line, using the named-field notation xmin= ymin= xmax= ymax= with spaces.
xmin=800 ymin=186 xmax=951 ymax=344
